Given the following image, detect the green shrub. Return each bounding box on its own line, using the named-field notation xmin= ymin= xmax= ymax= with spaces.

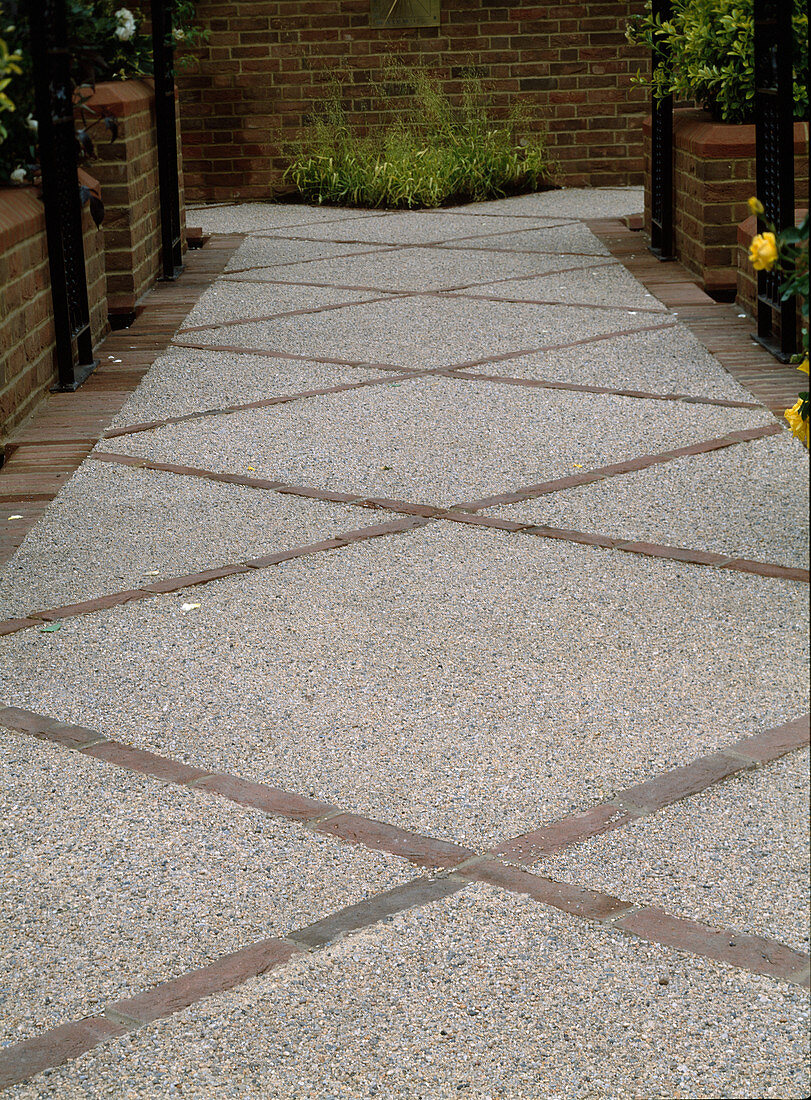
xmin=284 ymin=62 xmax=553 ymax=209
xmin=626 ymin=0 xmax=809 ymax=124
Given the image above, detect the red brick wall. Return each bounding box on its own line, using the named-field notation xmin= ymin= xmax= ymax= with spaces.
xmin=0 ymin=179 xmax=107 ymax=444
xmin=178 ymin=0 xmax=649 ymax=202
xmin=78 ymin=80 xmax=186 ymax=320
xmin=644 ymin=109 xmax=809 ymax=297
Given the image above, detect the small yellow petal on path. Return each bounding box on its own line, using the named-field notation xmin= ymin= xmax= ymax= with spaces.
xmin=181 ymin=602 xmax=202 ymax=612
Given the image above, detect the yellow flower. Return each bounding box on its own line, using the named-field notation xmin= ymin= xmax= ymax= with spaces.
xmin=798 ymin=356 xmax=809 ymax=375
xmin=747 ymin=196 xmax=765 ymax=216
xmin=784 ymin=399 xmax=809 ymax=447
xmin=749 ymin=232 xmax=778 ymax=271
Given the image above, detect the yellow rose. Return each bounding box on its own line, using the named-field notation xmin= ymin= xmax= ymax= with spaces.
xmin=784 ymin=399 xmax=809 ymax=447
xmin=747 ymin=196 xmax=765 ymax=216
xmin=749 ymin=232 xmax=778 ymax=271
xmin=798 ymin=356 xmax=809 ymax=375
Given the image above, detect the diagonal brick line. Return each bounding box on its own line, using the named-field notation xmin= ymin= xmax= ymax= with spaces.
xmin=169 ymin=318 xmax=678 ymax=380
xmin=0 ymin=515 xmax=432 ymax=637
xmin=0 ymin=422 xmax=798 ymax=641
xmin=438 ymin=290 xmax=667 ymax=315
xmin=491 ymin=714 xmax=811 ymax=863
xmin=176 ymin=293 xmax=401 ymax=333
xmin=217 ymin=259 xmax=620 ymax=297
xmin=0 ymin=875 xmax=465 ymax=1090
xmin=453 ymin=422 xmax=783 ymax=510
xmin=0 ymin=709 xmax=807 ymax=1087
xmin=247 ymin=220 xmax=580 ymax=250
xmin=175 ymin=283 xmax=663 ymax=339
xmin=101 ymin=367 xmax=762 ymax=441
xmin=222 ymin=244 xmax=403 ymax=276
xmin=101 ymin=367 xmax=447 ymax=439
xmin=168 ymin=339 xmax=416 ymax=373
xmin=443 ymin=369 xmax=763 ymax=410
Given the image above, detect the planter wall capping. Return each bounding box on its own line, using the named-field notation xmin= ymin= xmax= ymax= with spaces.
xmin=644 ymin=109 xmax=809 ymax=299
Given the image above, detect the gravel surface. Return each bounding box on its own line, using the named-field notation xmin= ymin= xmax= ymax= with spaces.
xmin=222 ymin=247 xmax=611 ymax=293
xmin=0 ymin=524 xmax=806 ymax=848
xmin=2 ymin=191 xmax=806 ymax=1098
xmin=0 ymin=727 xmax=412 ymax=1046
xmin=438 ymin=223 xmax=611 ymax=256
xmin=0 ymin=462 xmax=360 ymax=618
xmin=494 ymin=323 xmax=759 ymax=400
xmin=187 ymin=204 xmax=386 ymax=234
xmin=443 ymin=185 xmax=645 ymax=218
xmin=266 ymin=212 xmax=577 ymax=245
xmin=465 ymin=263 xmax=669 ymax=310
xmin=9 ymin=884 xmax=809 ymax=1100
xmin=105 ymin=347 xmax=384 ymax=427
xmin=177 ymin=293 xmax=663 ymax=367
xmin=534 ymin=749 xmax=810 ymax=952
xmin=179 ymin=282 xmax=383 ymax=330
xmin=104 ymin=376 xmax=771 ymax=509
xmin=487 ymin=432 xmax=810 ymax=568
xmin=225 ymin=237 xmax=393 ymax=274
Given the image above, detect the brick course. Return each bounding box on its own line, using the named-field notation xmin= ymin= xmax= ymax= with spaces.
xmin=0 ymin=177 xmax=107 ymax=445
xmin=177 ymin=0 xmax=649 ymax=202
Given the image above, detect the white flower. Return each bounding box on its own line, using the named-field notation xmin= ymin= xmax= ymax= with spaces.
xmin=172 ymin=27 xmax=186 ymax=42
xmin=25 ymin=113 xmax=37 ymax=132
xmin=114 ymin=8 xmax=136 ymax=40
xmin=10 ymin=167 xmax=27 ymax=182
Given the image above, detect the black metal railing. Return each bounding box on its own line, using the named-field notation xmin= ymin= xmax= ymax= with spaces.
xmin=29 ymin=0 xmax=97 ymax=391
xmin=648 ymin=0 xmax=673 ymax=261
xmin=151 ymin=0 xmax=184 ymax=280
xmin=754 ymin=0 xmax=797 ymax=360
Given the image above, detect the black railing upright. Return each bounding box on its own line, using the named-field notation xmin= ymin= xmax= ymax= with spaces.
xmin=648 ymin=0 xmax=673 ymax=261
xmin=28 ymin=0 xmax=97 ymax=391
xmin=754 ymin=0 xmax=797 ymax=360
xmin=151 ymin=0 xmax=184 ymax=280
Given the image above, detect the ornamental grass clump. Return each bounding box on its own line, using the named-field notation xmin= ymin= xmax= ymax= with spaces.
xmin=627 ymin=0 xmax=809 ymax=123
xmin=747 ymin=198 xmax=809 ymax=447
xmin=284 ymin=62 xmax=552 ymax=209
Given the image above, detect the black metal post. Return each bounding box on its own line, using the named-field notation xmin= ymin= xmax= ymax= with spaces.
xmin=28 ymin=0 xmax=97 ymax=391
xmin=649 ymin=0 xmax=673 ymax=261
xmin=151 ymin=0 xmax=184 ymax=280
xmin=754 ymin=0 xmax=797 ymax=360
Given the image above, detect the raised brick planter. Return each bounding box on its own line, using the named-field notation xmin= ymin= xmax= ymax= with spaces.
xmin=644 ymin=109 xmax=809 ymax=299
xmin=77 ymin=80 xmax=186 ymax=322
xmin=0 ymin=173 xmax=107 ymax=446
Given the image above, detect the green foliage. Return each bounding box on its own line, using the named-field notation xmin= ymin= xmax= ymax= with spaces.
xmin=0 ymin=1 xmax=206 ymax=183
xmin=0 ymin=5 xmax=22 ymax=146
xmin=627 ymin=0 xmax=809 ymax=124
xmin=285 ymin=61 xmax=553 ymax=209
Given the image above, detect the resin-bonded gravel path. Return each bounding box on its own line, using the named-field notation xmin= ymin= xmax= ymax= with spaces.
xmin=0 ymin=188 xmax=808 ymax=1099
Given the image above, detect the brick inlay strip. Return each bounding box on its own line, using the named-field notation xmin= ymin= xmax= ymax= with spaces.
xmin=177 ymin=293 xmax=398 ymax=334
xmin=168 ymin=339 xmax=414 ymax=373
xmin=444 ymin=369 xmax=762 ymax=410
xmin=0 ymin=515 xmax=430 ymax=636
xmin=455 ymin=422 xmax=781 ymax=510
xmin=0 ymin=700 xmax=807 ymax=1088
xmin=492 ymin=714 xmax=810 ymax=862
xmin=102 ymin=368 xmax=444 ymax=439
xmin=0 ymin=878 xmax=463 ymax=1089
xmin=455 ymin=861 xmax=809 ymax=985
